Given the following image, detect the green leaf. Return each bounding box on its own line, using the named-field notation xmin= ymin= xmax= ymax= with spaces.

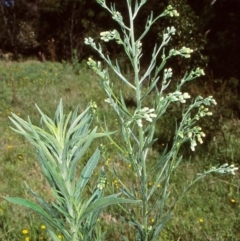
xmin=51 ymin=202 xmax=71 ymax=219
xmin=95 ymin=232 xmax=106 ymax=241
xmin=4 ymin=197 xmax=66 ymax=233
xmin=42 ymin=158 xmax=69 ymax=200
xmin=66 ymin=107 xmax=92 ymax=142
xmin=69 ymin=127 xmax=98 ymax=175
xmin=81 ymin=194 xmax=141 ymax=221
xmin=122 ymin=235 xmax=130 ymax=241
xmin=119 ymin=187 xmax=137 ymax=200
xmin=152 ymin=214 xmax=172 ymax=241
xmin=25 ymin=183 xmax=59 ymax=219
xmin=74 ymin=148 xmax=100 ymax=199
xmin=143 ymin=138 xmax=158 ymax=150
xmin=48 ymin=229 xmax=64 ymax=241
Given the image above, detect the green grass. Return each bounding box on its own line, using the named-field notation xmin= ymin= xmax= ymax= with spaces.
xmin=0 ymin=60 xmax=239 ymax=241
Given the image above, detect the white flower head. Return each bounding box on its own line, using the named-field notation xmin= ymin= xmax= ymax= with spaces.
xmin=190 ymin=140 xmax=197 ymax=151
xmin=84 ymin=37 xmax=95 ymax=46
xmin=100 ymin=30 xmax=116 ymax=42
xmin=149 ymin=113 xmax=157 ymax=118
xmin=183 ymin=92 xmax=191 ymax=99
xmin=167 ymin=26 xmax=176 ymax=35
xmin=134 ymin=107 xmax=157 ymax=127
xmin=104 ymin=98 xmax=111 ymax=103
xmin=137 ymin=119 xmax=143 ymax=127
xmin=195 ymin=67 xmax=205 ymax=76
xmin=112 ymin=11 xmax=123 ymax=22
xmin=164 ymin=5 xmax=179 ymax=17
xmin=213 ymin=164 xmax=239 ymax=175
xmin=164 ymin=68 xmax=173 ymax=79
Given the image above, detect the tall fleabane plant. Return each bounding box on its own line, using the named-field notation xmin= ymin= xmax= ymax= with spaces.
xmin=85 ymin=1 xmax=238 ymax=240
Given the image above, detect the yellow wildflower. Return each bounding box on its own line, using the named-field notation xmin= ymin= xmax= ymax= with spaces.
xmin=18 ymin=154 xmax=23 ymax=160
xmin=40 ymin=224 xmax=46 ymax=230
xmin=199 ymin=218 xmax=204 ymax=223
xmin=22 ymin=229 xmax=29 ymax=235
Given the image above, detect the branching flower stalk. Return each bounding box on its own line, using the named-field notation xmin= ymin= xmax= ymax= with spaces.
xmin=85 ymin=1 xmax=238 ymax=241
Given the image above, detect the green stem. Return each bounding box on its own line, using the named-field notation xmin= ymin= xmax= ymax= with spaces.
xmin=127 ymin=1 xmax=148 ymax=240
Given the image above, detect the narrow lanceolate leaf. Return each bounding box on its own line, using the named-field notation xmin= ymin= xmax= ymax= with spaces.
xmin=9 ymin=115 xmax=39 ymax=148
xmin=152 ymin=214 xmax=172 ymax=241
xmin=47 ymin=229 xmax=63 ymax=241
xmin=119 ymin=187 xmax=137 ymax=200
xmin=53 ymin=98 xmax=64 ymax=126
xmin=36 ymin=104 xmax=57 ymax=136
xmin=122 ymin=235 xmax=130 ymax=241
xmin=9 ymin=113 xmax=33 ymax=133
xmin=95 ymin=232 xmax=107 ymax=241
xmin=143 ymin=138 xmax=158 ymax=150
xmin=74 ymin=148 xmax=100 ymax=200
xmin=81 ymin=194 xmax=141 ymax=221
xmin=25 ymin=183 xmax=59 ymax=219
xmin=69 ymin=127 xmax=98 ymax=173
xmin=4 ymin=197 xmax=65 ymax=233
xmin=67 ymin=112 xmax=91 ymax=139
xmin=41 ymin=158 xmax=69 ymax=200
xmin=62 ymin=111 xmax=72 ymax=140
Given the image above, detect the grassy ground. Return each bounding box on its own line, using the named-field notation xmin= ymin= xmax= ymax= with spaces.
xmin=0 ymin=60 xmax=239 ymax=241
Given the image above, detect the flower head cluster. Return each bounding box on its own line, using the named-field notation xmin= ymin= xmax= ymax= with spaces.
xmin=112 ymin=11 xmax=123 ymax=22
xmin=164 ymin=68 xmax=173 ymax=79
xmin=178 ymin=126 xmax=206 ymax=151
xmin=87 ymin=58 xmax=109 ymax=81
xmin=87 ymin=57 xmax=101 ymax=76
xmin=210 ymin=163 xmax=238 ymax=175
xmin=191 ymin=67 xmax=205 ymax=77
xmin=170 ymin=46 xmax=193 ymax=58
xmin=97 ymin=176 xmax=107 ymax=190
xmin=168 ymin=91 xmax=191 ymax=103
xmin=127 ymin=107 xmax=157 ymax=128
xmin=100 ymin=30 xmax=121 ymax=44
xmin=164 ymin=5 xmax=179 ymax=17
xmin=87 ymin=57 xmax=98 ymax=71
xmin=84 ymin=37 xmax=96 ymax=47
xmin=163 ymin=26 xmax=176 ymax=42
xmin=205 ymin=96 xmax=217 ymax=106
xmin=136 ymin=40 xmax=142 ymax=56
xmin=195 ymin=105 xmax=213 ymax=120
xmin=90 ymin=101 xmax=97 ymax=113
xmin=167 ymin=26 xmax=176 ymax=35
xmin=189 ymin=127 xmax=205 ymax=151
xmin=181 ymin=67 xmax=205 ymax=85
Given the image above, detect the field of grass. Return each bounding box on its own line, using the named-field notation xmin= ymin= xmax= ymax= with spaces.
xmin=0 ymin=60 xmax=239 ymax=241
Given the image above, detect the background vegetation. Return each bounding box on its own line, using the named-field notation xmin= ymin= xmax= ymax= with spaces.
xmin=0 ymin=0 xmax=240 ymax=240
xmin=0 ymin=0 xmax=240 ymax=79
xmin=1 ymin=0 xmax=239 ymax=116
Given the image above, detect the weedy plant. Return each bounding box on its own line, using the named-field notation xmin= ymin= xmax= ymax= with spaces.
xmin=4 ymin=100 xmax=140 ymax=241
xmin=84 ymin=0 xmax=238 ymax=240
